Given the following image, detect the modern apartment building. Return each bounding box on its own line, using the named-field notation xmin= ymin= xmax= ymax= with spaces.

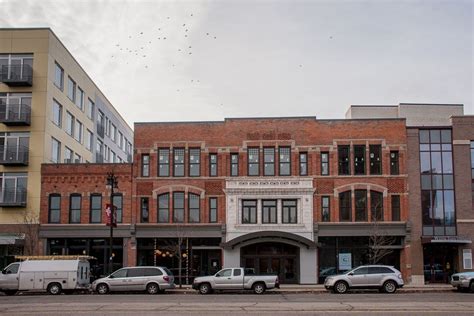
xmin=0 ymin=28 xmax=133 ymax=268
xmin=39 ymin=117 xmax=410 ymax=284
xmin=347 ymin=103 xmax=473 ymax=285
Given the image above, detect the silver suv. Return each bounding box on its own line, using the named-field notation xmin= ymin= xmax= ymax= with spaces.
xmin=92 ymin=266 xmax=175 ymax=294
xmin=324 ymin=265 xmax=404 ymax=294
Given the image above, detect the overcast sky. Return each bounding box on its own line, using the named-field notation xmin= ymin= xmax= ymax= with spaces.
xmin=1 ymin=0 xmax=472 ymax=127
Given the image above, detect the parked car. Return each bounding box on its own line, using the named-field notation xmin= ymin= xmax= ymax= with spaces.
xmin=450 ymin=271 xmax=474 ymax=292
xmin=192 ymin=267 xmax=279 ymax=294
xmin=92 ymin=266 xmax=174 ymax=294
xmin=0 ymin=258 xmax=90 ymax=295
xmin=324 ymin=265 xmax=404 ymax=294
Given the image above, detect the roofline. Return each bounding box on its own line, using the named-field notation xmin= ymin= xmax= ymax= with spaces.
xmin=0 ymin=27 xmax=133 ymax=133
xmin=399 ymin=103 xmax=464 ymax=106
xmin=349 ymin=105 xmax=398 ymax=108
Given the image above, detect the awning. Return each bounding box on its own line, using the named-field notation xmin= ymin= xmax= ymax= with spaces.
xmin=421 ymin=236 xmax=472 ymax=244
xmin=0 ymin=234 xmax=24 ymax=245
xmin=221 ymin=231 xmax=317 ymax=249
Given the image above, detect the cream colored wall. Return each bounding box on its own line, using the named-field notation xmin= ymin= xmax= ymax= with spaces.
xmin=0 ymin=29 xmax=50 ymax=224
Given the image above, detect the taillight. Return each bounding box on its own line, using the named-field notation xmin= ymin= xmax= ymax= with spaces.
xmin=276 ymin=276 xmax=279 ymax=284
xmin=163 ymin=276 xmax=170 ymax=282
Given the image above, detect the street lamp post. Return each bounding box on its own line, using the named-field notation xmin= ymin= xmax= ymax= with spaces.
xmin=106 ymin=172 xmax=118 ymax=274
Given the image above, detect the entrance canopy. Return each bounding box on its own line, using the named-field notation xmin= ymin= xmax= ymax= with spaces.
xmin=421 ymin=236 xmax=472 ymax=244
xmin=221 ymin=231 xmax=317 ymax=250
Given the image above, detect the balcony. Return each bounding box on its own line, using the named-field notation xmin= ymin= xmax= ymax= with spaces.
xmin=0 ymin=187 xmax=27 ymax=207
xmin=0 ymin=103 xmax=31 ymax=126
xmin=0 ymin=146 xmax=29 ymax=165
xmin=0 ymin=64 xmax=33 ymax=86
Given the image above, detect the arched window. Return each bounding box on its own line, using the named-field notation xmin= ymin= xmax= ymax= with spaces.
xmin=69 ymin=194 xmax=81 ymax=223
xmin=48 ymin=194 xmax=61 ymax=223
xmin=173 ymin=192 xmax=185 ymax=222
xmin=371 ymin=191 xmax=384 ymax=221
xmin=158 ymin=193 xmax=169 ymax=223
xmin=188 ymin=193 xmax=200 ymax=223
xmin=339 ymin=191 xmax=351 ymax=221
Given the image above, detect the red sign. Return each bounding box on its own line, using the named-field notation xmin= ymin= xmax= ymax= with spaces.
xmin=105 ymin=203 xmax=117 ymax=227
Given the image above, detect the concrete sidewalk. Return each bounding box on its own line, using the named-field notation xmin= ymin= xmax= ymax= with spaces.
xmin=168 ymin=283 xmax=455 ymax=294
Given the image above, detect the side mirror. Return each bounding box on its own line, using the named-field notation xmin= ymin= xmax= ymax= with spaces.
xmin=108 ymin=275 xmax=114 ymax=279
xmin=215 ymin=273 xmax=221 ymax=277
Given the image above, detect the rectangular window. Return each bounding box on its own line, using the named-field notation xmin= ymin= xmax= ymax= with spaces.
xmin=391 ymin=195 xmax=400 ymax=221
xmin=282 ymin=200 xmax=297 ymax=223
xmin=248 ymin=148 xmax=259 ymax=176
xmin=97 ymin=110 xmax=105 ymax=138
xmin=141 ymin=154 xmax=150 ymax=177
xmin=49 ymin=194 xmax=61 ymax=223
xmin=262 ymin=200 xmax=277 ymax=224
xmin=321 ymin=152 xmax=329 ymax=175
xmin=209 ymin=153 xmax=217 ymax=177
xmin=370 ymin=191 xmax=384 ymax=221
xmin=0 ymin=172 xmax=27 ymax=205
xmin=158 ymin=148 xmax=170 ymax=177
xmin=96 ymin=139 xmax=103 ymax=162
xmin=111 ymin=123 xmax=116 ymax=142
xmin=87 ymin=98 xmax=94 ymax=120
xmin=141 ymin=198 xmax=149 ymax=223
xmin=65 ymin=111 xmax=74 ymax=136
xmin=231 ymin=153 xmax=239 ymax=176
xmin=64 ymin=146 xmax=73 ymax=163
xmin=189 ymin=148 xmax=200 ymax=177
xmin=173 ymin=148 xmax=185 ymax=177
xmin=74 ymin=153 xmax=81 ymax=163
xmin=209 ymin=197 xmax=217 ymax=223
xmin=339 ymin=191 xmax=351 ymax=221
xmin=390 ymin=151 xmax=399 ymax=175
xmin=85 ymin=129 xmax=93 ymax=151
xmin=173 ymin=192 xmax=184 ymax=222
xmin=119 ymin=132 xmax=124 ymax=150
xmin=369 ymin=145 xmax=382 ymax=175
xmin=242 ymin=200 xmax=257 ymax=224
xmin=67 ymin=76 xmax=76 ymax=102
xmin=321 ymin=196 xmax=330 ymax=222
xmin=113 ymin=194 xmax=123 ymax=223
xmin=76 ymin=86 xmax=84 ymax=110
xmin=263 ymin=147 xmax=275 ymax=176
xmin=299 ymin=152 xmax=307 ymax=176
xmin=189 ymin=193 xmax=200 ymax=223
xmin=338 ymin=146 xmax=350 ymax=175
xmin=279 ymin=147 xmax=291 ymax=176
xmin=354 ymin=145 xmax=366 ymax=175
xmin=355 ymin=190 xmax=367 ymax=221
xmin=69 ymin=194 xmax=81 ymax=223
xmin=54 ymin=62 xmax=64 ymax=90
xmin=51 ymin=137 xmax=61 ymax=163
xmin=75 ymin=120 xmax=83 ymax=143
xmin=52 ymin=99 xmax=62 ymax=127
xmin=158 ymin=193 xmax=169 ymax=223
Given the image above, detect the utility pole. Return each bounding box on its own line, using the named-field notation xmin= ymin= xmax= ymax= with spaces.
xmin=106 ymin=172 xmax=118 ymax=274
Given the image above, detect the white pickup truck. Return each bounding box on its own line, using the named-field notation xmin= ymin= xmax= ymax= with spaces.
xmin=192 ymin=267 xmax=279 ymax=294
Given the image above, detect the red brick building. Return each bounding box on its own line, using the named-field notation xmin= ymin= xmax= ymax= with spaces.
xmin=39 ymin=117 xmax=410 ymax=283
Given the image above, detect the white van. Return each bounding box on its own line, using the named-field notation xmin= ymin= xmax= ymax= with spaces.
xmin=0 ymin=257 xmax=91 ymax=295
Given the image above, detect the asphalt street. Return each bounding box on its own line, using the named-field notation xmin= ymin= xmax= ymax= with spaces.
xmin=1 ymin=292 xmax=473 ymax=316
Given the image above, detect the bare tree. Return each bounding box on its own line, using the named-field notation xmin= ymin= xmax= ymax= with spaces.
xmin=368 ymin=198 xmax=397 ymax=264
xmin=156 ymin=224 xmax=187 ymax=288
xmin=16 ymin=211 xmax=40 ymax=256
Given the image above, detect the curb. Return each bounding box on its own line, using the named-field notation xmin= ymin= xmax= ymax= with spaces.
xmin=164 ymin=288 xmax=456 ymax=295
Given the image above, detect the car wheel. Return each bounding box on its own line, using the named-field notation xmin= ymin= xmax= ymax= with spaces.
xmin=146 ymin=283 xmax=160 ymax=295
xmin=334 ymin=281 xmax=348 ymax=294
xmin=383 ymin=280 xmax=397 ymax=294
xmin=47 ymin=283 xmax=62 ymax=295
xmin=3 ymin=290 xmax=17 ymax=296
xmin=96 ymin=283 xmax=109 ymax=295
xmin=470 ymin=281 xmax=474 ymax=293
xmin=199 ymin=283 xmax=211 ymax=295
xmin=253 ymin=282 xmax=266 ymax=294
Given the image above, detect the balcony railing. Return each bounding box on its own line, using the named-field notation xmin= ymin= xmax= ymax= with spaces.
xmin=0 ymin=103 xmax=31 ymax=126
xmin=0 ymin=145 xmax=29 ymax=165
xmin=0 ymin=187 xmax=27 ymax=207
xmin=0 ymin=64 xmax=33 ymax=86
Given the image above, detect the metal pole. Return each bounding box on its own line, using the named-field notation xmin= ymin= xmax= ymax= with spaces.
xmin=108 ymin=174 xmax=114 ymax=275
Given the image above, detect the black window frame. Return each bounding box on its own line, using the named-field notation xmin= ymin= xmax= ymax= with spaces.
xmin=339 ymin=191 xmax=352 ymax=221
xmin=370 ymin=190 xmax=384 ymax=221
xmin=321 ymin=196 xmax=330 ymax=222
xmin=69 ymin=194 xmax=81 ymax=224
xmin=230 ymin=153 xmax=239 ymax=176
xmin=279 ymin=146 xmax=291 ymax=176
xmin=90 ymin=194 xmax=102 ymax=224
xmin=282 ymin=199 xmax=297 ymax=224
xmin=173 ymin=192 xmax=185 ymax=223
xmin=48 ymin=194 xmax=61 ymax=223
xmin=390 ymin=151 xmax=399 ymax=175
xmin=158 ymin=193 xmax=170 ymax=223
xmin=263 ymin=147 xmax=275 ymax=176
xmin=299 ymin=152 xmax=308 ymax=176
xmin=209 ymin=153 xmax=218 ymax=177
xmin=209 ymin=197 xmax=217 ymax=223
xmin=141 ymin=154 xmax=150 ymax=177
xmin=338 ymin=145 xmax=350 ymax=175
xmin=173 ymin=148 xmax=185 ymax=177
xmin=354 ymin=145 xmax=366 ymax=175
xmin=247 ymin=148 xmax=260 ymax=176
xmin=189 ymin=148 xmax=201 ymax=177
xmin=354 ymin=189 xmax=367 ymax=221
xmin=141 ymin=197 xmax=149 ymax=223
xmin=113 ymin=193 xmax=123 ymax=223
xmin=54 ymin=62 xmax=64 ymax=91
xmin=321 ymin=152 xmax=329 ymax=175
xmin=369 ymin=145 xmax=382 ymax=175
xmin=188 ymin=193 xmax=200 ymax=223
xmin=242 ymin=200 xmax=257 ymax=224
xmin=391 ymin=195 xmax=401 ymax=221
xmin=262 ymin=199 xmax=277 ymax=224
xmin=158 ymin=148 xmax=170 ymax=177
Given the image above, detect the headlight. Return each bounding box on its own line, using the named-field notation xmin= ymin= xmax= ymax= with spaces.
xmin=459 ymin=276 xmax=466 ymax=281
xmin=397 ymin=274 xmax=402 ymax=279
